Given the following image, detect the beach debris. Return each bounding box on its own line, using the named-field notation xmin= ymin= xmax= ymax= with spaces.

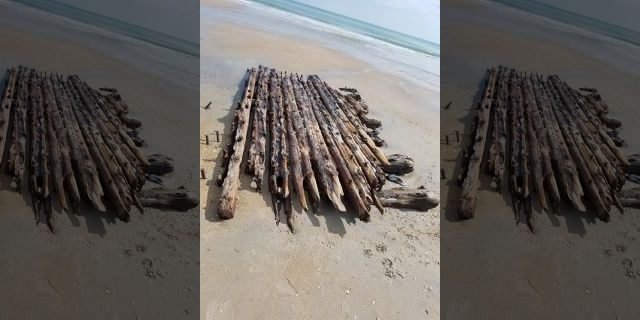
xmin=386 ymin=174 xmax=406 ymax=186
xmin=339 ymin=87 xmax=358 ymax=93
xmin=626 ymin=175 xmax=640 ymax=185
xmin=127 ymin=129 xmax=145 ymax=147
xmin=98 ymin=87 xmax=118 ymax=94
xmin=0 ymin=66 xmax=151 ymax=229
xmin=138 ymin=187 xmax=198 ymax=211
xmin=362 ymin=117 xmax=382 ymax=129
xmin=202 ymin=101 xmax=212 ymax=110
xmin=120 ymin=116 xmax=142 ymax=129
xmin=145 ymin=154 xmax=174 ymax=175
xmin=608 ymin=130 xmax=625 ymax=147
xmin=578 ymin=87 xmax=598 ymax=94
xmin=458 ymin=67 xmax=497 ymax=220
xmin=339 ymin=87 xmax=362 ymax=101
xmin=625 ymin=155 xmax=640 ymax=175
xmin=377 ymin=188 xmax=438 ymax=211
xmin=618 ymin=188 xmax=640 ymax=208
xmin=382 ymin=154 xmax=414 ymax=175
xmin=0 ymin=68 xmax=16 ymax=168
xmin=218 ymin=67 xmax=259 ymax=220
xmin=370 ymin=135 xmax=385 ymax=147
xmin=457 ymin=66 xmax=628 ymax=229
xmin=146 ymin=174 xmax=164 ymax=186
xmin=216 ymin=66 xmax=390 ymax=229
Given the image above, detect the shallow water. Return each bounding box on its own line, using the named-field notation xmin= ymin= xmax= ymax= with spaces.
xmin=11 ymin=0 xmax=199 ymax=56
xmin=200 ymin=1 xmax=440 ymax=91
xmin=490 ymin=0 xmax=640 ymax=48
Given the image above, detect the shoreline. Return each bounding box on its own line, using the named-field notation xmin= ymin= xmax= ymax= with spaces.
xmin=2 ymin=0 xmax=198 ymax=88
xmin=201 ymin=0 xmax=440 ymax=91
xmin=9 ymin=0 xmax=199 ymax=56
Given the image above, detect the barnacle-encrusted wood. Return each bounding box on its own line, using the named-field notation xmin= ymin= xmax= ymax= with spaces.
xmin=458 ymin=66 xmax=627 ymax=231
xmin=0 ymin=66 xmax=148 ymax=229
xmin=217 ymin=66 xmax=390 ymax=230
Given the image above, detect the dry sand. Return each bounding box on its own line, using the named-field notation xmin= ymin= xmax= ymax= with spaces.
xmin=200 ymin=1 xmax=440 ymax=319
xmin=0 ymin=1 xmax=199 ymax=318
xmin=442 ymin=0 xmax=640 ymax=318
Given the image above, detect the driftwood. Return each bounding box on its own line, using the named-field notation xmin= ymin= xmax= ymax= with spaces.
xmin=7 ymin=67 xmax=29 ymax=190
xmin=534 ymin=75 xmax=584 ymax=212
xmin=486 ymin=66 xmax=508 ymax=189
xmin=457 ymin=66 xmax=628 ymax=228
xmin=217 ymin=69 xmax=250 ymax=187
xmin=246 ymin=66 xmax=268 ymax=188
xmin=0 ymin=66 xmax=153 ymax=228
xmin=579 ymin=87 xmax=598 ymax=94
xmin=0 ymin=68 xmax=17 ymax=166
xmin=329 ymin=87 xmax=387 ymax=165
xmin=215 ymin=67 xmax=423 ymax=229
xmin=293 ymin=76 xmax=345 ymax=212
xmin=459 ymin=68 xmax=497 ymax=219
xmin=218 ymin=67 xmax=258 ymax=219
xmin=382 ymin=154 xmax=414 ymax=175
xmin=306 ymin=79 xmax=369 ymax=220
xmin=99 ymin=87 xmax=118 ymax=94
xmin=286 ymin=75 xmax=320 ymax=208
xmin=377 ymin=188 xmax=439 ymax=211
xmin=525 ymin=75 xmax=560 ymax=209
xmin=618 ymin=188 xmax=640 ymax=208
xmin=121 ymin=116 xmax=142 ymax=129
xmin=620 ymin=199 xmax=640 ymax=209
xmin=145 ymin=154 xmax=174 ymax=175
xmin=128 ymin=130 xmax=145 ymax=147
xmin=626 ymin=155 xmax=640 ymax=175
xmin=282 ymin=75 xmax=307 ymax=211
xmin=139 ymin=187 xmax=198 ymax=211
xmin=362 ymin=117 xmax=382 ymax=129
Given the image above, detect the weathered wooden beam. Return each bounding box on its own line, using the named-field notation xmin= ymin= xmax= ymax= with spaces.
xmin=0 ymin=68 xmax=17 ymax=167
xmin=218 ymin=67 xmax=259 ymax=219
xmin=378 ymin=188 xmax=439 ymax=211
xmin=139 ymin=187 xmax=198 ymax=211
xmin=458 ymin=68 xmax=497 ymax=219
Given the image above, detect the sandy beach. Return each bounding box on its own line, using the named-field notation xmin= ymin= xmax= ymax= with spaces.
xmin=200 ymin=0 xmax=440 ymax=319
xmin=0 ymin=1 xmax=199 ymax=318
xmin=442 ymin=0 xmax=640 ymax=318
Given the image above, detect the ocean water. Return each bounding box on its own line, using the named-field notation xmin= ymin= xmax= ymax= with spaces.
xmin=250 ymin=0 xmax=440 ymax=58
xmin=201 ymin=0 xmax=440 ymax=90
xmin=490 ymin=0 xmax=640 ymax=48
xmin=9 ymin=0 xmax=199 ymax=57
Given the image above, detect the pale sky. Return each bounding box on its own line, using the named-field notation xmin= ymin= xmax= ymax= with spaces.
xmin=296 ymin=0 xmax=440 ymax=44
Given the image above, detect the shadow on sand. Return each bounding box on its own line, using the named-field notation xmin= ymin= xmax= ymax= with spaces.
xmin=0 ymin=173 xmax=121 ymax=237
